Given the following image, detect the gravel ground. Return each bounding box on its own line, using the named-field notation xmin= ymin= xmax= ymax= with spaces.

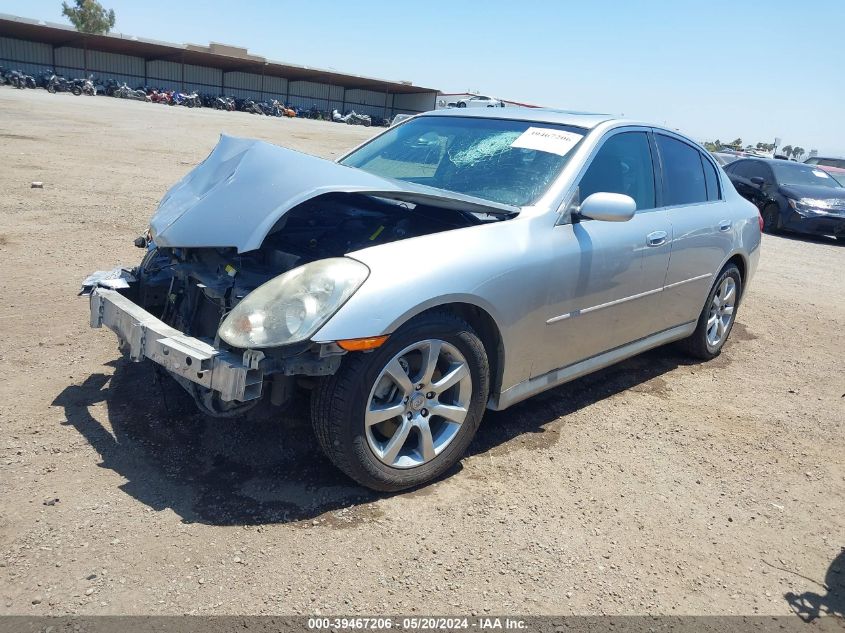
xmin=0 ymin=88 xmax=842 ymax=617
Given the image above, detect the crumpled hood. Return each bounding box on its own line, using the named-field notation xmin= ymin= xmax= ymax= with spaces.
xmin=150 ymin=134 xmax=518 ymax=253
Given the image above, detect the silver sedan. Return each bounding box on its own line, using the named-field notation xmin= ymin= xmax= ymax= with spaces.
xmin=85 ymin=108 xmax=761 ymax=491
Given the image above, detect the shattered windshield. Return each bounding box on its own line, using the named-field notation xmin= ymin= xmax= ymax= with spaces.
xmin=341 ymin=116 xmax=587 ymax=206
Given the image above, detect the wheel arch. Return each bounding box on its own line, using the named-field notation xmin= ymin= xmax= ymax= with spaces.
xmin=392 ymin=301 xmax=506 ymax=403
xmin=721 ymin=252 xmax=748 ymax=299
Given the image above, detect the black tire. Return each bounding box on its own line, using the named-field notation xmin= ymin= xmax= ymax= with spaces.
xmin=761 ymin=204 xmax=781 ymax=234
xmin=457 ymin=101 xmax=466 ymax=108
xmin=311 ymin=311 xmax=490 ymax=491
xmin=71 ymin=86 xmax=81 ymax=96
xmin=47 ymin=83 xmax=56 ymax=94
xmin=679 ymin=263 xmax=742 ymax=360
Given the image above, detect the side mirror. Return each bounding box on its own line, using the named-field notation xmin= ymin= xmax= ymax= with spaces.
xmin=578 ymin=192 xmax=636 ymax=222
xmin=750 ymin=176 xmax=765 ymax=187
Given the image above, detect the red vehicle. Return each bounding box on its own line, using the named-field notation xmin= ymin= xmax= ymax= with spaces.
xmin=148 ymin=89 xmax=172 ymax=105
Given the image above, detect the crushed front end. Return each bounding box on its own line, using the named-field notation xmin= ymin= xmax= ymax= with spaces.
xmin=84 ymin=241 xmax=347 ymax=416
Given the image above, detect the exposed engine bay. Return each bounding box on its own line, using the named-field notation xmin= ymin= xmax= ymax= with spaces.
xmin=134 ymin=192 xmax=486 ymax=345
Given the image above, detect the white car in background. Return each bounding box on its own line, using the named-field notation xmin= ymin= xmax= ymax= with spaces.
xmin=454 ymin=95 xmax=505 ymax=108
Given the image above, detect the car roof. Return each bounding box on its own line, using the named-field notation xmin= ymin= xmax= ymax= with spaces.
xmin=422 ymin=107 xmax=619 ymax=130
xmin=732 ymin=157 xmax=808 ymax=166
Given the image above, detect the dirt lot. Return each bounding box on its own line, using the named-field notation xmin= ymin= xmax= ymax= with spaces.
xmin=0 ymin=88 xmax=842 ymax=617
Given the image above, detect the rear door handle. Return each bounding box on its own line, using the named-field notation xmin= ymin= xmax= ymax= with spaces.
xmin=646 ymin=230 xmax=668 ymax=247
xmin=719 ymin=220 xmax=732 ymax=232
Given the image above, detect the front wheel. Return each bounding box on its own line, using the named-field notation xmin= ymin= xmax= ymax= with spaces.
xmin=679 ymin=264 xmax=742 ymax=360
xmin=762 ymin=204 xmax=781 ymax=234
xmin=311 ymin=312 xmax=489 ymax=491
xmin=71 ymin=86 xmax=82 ymax=96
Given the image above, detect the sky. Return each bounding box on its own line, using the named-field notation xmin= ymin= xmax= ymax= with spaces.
xmin=5 ymin=0 xmax=844 ymax=154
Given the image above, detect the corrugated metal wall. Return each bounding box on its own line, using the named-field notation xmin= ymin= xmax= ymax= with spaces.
xmin=182 ymin=63 xmax=221 ymax=93
xmin=393 ymin=92 xmax=436 ymax=115
xmin=0 ymin=35 xmax=435 ymax=115
xmin=262 ymin=75 xmax=287 ymax=101
xmin=0 ymin=36 xmax=50 ymax=74
xmin=147 ymin=60 xmax=181 ymax=90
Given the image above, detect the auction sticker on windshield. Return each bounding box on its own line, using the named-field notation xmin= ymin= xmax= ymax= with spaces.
xmin=511 ymin=127 xmax=583 ymax=156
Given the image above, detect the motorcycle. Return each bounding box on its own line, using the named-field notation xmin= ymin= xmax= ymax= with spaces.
xmin=75 ymin=75 xmax=96 ymax=96
xmin=113 ymin=83 xmax=149 ymax=101
xmin=148 ymin=89 xmax=172 ymax=105
xmin=174 ymin=91 xmax=200 ymax=108
xmin=3 ymin=69 xmax=35 ymax=89
xmin=211 ymin=95 xmax=235 ymax=111
xmin=46 ymin=74 xmax=82 ymax=95
xmin=242 ymin=99 xmax=264 ymax=115
xmin=333 ymin=109 xmax=372 ymax=127
xmin=254 ymin=99 xmax=283 ymax=116
xmin=101 ymin=78 xmax=119 ymax=97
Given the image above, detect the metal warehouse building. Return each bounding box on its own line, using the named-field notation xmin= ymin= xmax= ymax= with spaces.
xmin=0 ymin=13 xmax=438 ymax=118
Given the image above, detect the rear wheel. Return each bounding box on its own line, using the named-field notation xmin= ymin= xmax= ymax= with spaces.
xmin=679 ymin=264 xmax=742 ymax=360
xmin=762 ymin=204 xmax=781 ymax=234
xmin=311 ymin=312 xmax=489 ymax=491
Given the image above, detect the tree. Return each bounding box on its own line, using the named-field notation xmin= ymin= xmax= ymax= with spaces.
xmin=730 ymin=138 xmax=743 ymax=149
xmin=782 ymin=144 xmax=793 ymax=157
xmin=61 ymin=0 xmax=115 ymax=34
xmin=792 ymin=147 xmax=804 ymax=160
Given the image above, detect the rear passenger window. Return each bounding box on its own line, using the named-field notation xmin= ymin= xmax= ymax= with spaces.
xmin=655 ymin=135 xmax=707 ymax=205
xmin=700 ymin=154 xmax=721 ymax=201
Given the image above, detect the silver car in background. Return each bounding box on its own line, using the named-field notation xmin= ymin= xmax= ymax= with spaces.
xmin=84 ymin=109 xmax=761 ymax=491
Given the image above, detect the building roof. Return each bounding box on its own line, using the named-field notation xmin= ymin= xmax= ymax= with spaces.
xmin=0 ymin=13 xmax=437 ymax=94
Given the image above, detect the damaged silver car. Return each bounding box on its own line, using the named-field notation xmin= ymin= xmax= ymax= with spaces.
xmin=84 ymin=109 xmax=761 ymax=491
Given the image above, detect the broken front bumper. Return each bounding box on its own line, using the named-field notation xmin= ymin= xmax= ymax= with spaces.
xmin=89 ymin=288 xmax=263 ymax=402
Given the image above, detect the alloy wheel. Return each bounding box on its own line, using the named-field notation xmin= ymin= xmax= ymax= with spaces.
xmin=365 ymin=339 xmax=472 ymax=469
xmin=706 ymin=277 xmax=737 ymax=348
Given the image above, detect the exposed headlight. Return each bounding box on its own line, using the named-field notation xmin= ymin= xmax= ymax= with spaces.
xmin=218 ymin=258 xmax=369 ymax=348
xmin=788 ymin=198 xmax=832 ymax=215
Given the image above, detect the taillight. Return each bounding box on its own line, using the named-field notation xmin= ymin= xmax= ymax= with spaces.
xmin=758 ymin=212 xmax=764 ymax=232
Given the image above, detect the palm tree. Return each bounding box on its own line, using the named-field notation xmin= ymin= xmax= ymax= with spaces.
xmin=782 ymin=144 xmax=793 ymax=157
xmin=793 ymin=147 xmax=804 ymax=160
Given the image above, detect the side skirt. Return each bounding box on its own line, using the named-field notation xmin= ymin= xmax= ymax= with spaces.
xmin=488 ymin=322 xmax=696 ymax=411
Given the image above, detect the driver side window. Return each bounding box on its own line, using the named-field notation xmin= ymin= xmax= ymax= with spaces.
xmin=578 ymin=132 xmax=656 ymax=211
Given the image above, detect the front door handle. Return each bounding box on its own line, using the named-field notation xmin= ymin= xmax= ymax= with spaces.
xmin=646 ymin=230 xmax=668 ymax=247
xmin=719 ymin=220 xmax=732 ymax=232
